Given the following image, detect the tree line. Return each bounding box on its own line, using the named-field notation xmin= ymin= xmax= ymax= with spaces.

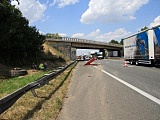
xmin=46 ymin=33 xmax=62 ymax=39
xmin=0 ymin=0 xmax=45 ymax=67
xmin=109 ymin=39 xmax=123 ymax=45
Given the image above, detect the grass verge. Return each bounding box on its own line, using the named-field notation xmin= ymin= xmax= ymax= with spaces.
xmin=0 ymin=70 xmax=49 ymax=98
xmin=0 ymin=62 xmax=77 ymax=120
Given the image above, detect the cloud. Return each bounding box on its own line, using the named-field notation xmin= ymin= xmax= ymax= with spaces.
xmin=72 ymin=33 xmax=85 ymax=38
xmin=87 ymin=29 xmax=100 ymax=38
xmin=11 ymin=0 xmax=19 ymax=6
xmin=69 ymin=28 xmax=131 ymax=43
xmin=80 ymin=0 xmax=149 ymax=24
xmin=149 ymin=16 xmax=160 ymax=28
xmin=11 ymin=0 xmax=46 ymax=23
xmin=95 ymin=28 xmax=131 ymax=42
xmin=50 ymin=0 xmax=79 ymax=8
xmin=59 ymin=33 xmax=68 ymax=37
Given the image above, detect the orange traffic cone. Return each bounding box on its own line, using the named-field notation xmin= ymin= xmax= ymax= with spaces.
xmin=123 ymin=61 xmax=128 ymax=67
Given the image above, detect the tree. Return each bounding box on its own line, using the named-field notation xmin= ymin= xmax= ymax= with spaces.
xmin=46 ymin=33 xmax=61 ymax=39
xmin=0 ymin=0 xmax=45 ymax=66
xmin=141 ymin=26 xmax=148 ymax=31
xmin=109 ymin=39 xmax=119 ymax=44
xmin=119 ymin=39 xmax=124 ymax=45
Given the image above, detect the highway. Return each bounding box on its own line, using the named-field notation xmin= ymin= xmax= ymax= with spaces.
xmin=57 ymin=59 xmax=160 ymax=120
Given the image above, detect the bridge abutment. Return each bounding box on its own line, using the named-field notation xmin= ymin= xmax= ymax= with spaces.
xmin=47 ymin=41 xmax=76 ymax=60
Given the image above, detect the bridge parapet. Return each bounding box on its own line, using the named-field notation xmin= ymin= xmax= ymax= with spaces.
xmin=46 ymin=37 xmax=123 ymax=48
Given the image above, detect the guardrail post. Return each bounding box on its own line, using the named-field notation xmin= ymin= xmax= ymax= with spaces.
xmin=31 ymin=89 xmax=38 ymax=97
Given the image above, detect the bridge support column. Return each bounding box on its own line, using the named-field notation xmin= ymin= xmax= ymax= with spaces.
xmin=106 ymin=49 xmax=122 ymax=57
xmin=70 ymin=47 xmax=76 ymax=60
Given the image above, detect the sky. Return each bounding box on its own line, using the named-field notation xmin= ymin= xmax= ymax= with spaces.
xmin=11 ymin=0 xmax=160 ymax=55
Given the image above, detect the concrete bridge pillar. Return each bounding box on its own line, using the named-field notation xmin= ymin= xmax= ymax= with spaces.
xmin=106 ymin=49 xmax=122 ymax=57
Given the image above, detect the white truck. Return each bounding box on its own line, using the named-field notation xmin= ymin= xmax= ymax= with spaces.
xmin=97 ymin=52 xmax=103 ymax=59
xmin=124 ymin=25 xmax=160 ymax=65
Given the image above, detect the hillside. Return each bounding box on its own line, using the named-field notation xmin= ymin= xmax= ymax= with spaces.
xmin=0 ymin=42 xmax=69 ymax=79
xmin=41 ymin=42 xmax=69 ymax=67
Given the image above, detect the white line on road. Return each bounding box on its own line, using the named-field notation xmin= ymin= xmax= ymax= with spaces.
xmin=94 ymin=66 xmax=160 ymax=105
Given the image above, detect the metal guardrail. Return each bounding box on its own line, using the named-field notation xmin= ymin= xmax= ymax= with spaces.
xmin=0 ymin=61 xmax=76 ymax=114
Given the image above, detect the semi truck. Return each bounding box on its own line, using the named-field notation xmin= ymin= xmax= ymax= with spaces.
xmin=124 ymin=25 xmax=160 ymax=65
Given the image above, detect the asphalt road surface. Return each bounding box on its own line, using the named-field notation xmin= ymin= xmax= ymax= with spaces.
xmin=57 ymin=59 xmax=160 ymax=120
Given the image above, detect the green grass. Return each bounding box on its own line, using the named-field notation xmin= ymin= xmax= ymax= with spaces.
xmin=0 ymin=71 xmax=50 ymax=98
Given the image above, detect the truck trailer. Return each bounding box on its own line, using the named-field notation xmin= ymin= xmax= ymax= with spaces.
xmin=124 ymin=25 xmax=160 ymax=65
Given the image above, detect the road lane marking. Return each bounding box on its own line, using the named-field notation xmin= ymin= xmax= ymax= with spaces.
xmin=94 ymin=66 xmax=160 ymax=105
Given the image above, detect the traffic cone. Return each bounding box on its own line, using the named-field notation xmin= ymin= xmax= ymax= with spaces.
xmin=123 ymin=61 xmax=128 ymax=67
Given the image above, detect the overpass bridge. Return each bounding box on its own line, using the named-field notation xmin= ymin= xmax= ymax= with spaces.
xmin=46 ymin=37 xmax=123 ymax=60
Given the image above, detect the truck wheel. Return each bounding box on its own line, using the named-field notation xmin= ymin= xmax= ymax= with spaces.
xmin=136 ymin=61 xmax=139 ymax=66
xmin=130 ymin=61 xmax=133 ymax=65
